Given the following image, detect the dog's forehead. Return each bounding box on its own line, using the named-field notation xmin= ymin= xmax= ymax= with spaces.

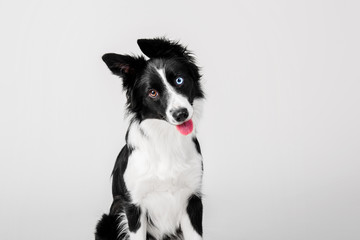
xmin=146 ymin=58 xmax=187 ymax=75
xmin=138 ymin=58 xmax=192 ymax=92
xmin=148 ymin=58 xmax=166 ymax=69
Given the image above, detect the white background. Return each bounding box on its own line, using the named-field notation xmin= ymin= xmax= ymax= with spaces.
xmin=1 ymin=1 xmax=360 ymax=240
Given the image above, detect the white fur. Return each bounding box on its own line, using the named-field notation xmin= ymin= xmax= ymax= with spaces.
xmin=123 ymin=99 xmax=204 ymax=239
xmin=117 ymin=212 xmax=129 ymax=239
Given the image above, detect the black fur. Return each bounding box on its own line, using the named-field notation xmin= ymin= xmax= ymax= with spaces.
xmin=186 ymin=195 xmax=203 ymax=236
xmin=111 ymin=146 xmax=132 ymax=204
xmin=125 ymin=204 xmax=142 ymax=232
xmin=95 ymin=214 xmax=119 ymax=240
xmin=192 ymin=137 xmax=201 ymax=155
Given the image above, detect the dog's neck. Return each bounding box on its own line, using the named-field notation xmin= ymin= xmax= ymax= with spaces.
xmin=125 ymin=99 xmax=203 ymax=151
xmin=127 ymin=118 xmax=196 ymax=153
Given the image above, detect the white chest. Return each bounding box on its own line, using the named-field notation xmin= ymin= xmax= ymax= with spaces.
xmin=124 ymin=145 xmax=202 ymax=202
xmin=123 ymin=119 xmax=203 ymax=236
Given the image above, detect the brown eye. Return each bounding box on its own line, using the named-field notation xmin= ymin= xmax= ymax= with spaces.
xmin=148 ymin=89 xmax=159 ymax=98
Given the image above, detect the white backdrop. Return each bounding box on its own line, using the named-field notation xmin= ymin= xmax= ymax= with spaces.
xmin=1 ymin=1 xmax=360 ymax=240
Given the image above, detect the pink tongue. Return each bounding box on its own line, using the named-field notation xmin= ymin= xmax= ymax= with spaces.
xmin=176 ymin=119 xmax=193 ymax=135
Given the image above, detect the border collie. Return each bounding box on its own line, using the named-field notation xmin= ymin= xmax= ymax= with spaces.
xmin=95 ymin=38 xmax=204 ymax=240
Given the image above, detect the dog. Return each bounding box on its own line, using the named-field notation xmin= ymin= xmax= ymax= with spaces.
xmin=95 ymin=38 xmax=205 ymax=240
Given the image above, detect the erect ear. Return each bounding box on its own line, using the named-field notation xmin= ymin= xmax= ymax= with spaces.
xmin=137 ymin=38 xmax=189 ymax=59
xmin=102 ymin=53 xmax=146 ymax=89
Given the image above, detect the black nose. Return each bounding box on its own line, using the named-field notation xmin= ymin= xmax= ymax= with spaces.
xmin=172 ymin=108 xmax=189 ymax=122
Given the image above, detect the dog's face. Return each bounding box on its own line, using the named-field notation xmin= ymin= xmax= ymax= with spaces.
xmin=102 ymin=38 xmax=204 ymax=125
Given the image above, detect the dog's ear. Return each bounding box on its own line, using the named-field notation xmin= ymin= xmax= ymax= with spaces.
xmin=137 ymin=38 xmax=190 ymax=59
xmin=102 ymin=53 xmax=146 ymax=89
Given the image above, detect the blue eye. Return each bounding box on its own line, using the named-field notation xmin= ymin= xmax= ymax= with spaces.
xmin=176 ymin=77 xmax=184 ymax=85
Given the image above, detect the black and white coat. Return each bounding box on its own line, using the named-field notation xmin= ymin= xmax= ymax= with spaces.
xmin=95 ymin=38 xmax=205 ymax=240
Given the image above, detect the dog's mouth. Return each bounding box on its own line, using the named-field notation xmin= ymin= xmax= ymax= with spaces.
xmin=175 ymin=119 xmax=193 ymax=135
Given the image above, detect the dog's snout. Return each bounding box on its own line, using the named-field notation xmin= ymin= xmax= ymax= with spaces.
xmin=172 ymin=108 xmax=189 ymax=122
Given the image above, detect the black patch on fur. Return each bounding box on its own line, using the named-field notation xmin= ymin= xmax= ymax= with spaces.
xmin=109 ymin=198 xmax=122 ymax=216
xmin=192 ymin=137 xmax=201 ymax=155
xmin=125 ymin=129 xmax=129 ymax=142
xmin=186 ymin=195 xmax=203 ymax=236
xmin=111 ymin=145 xmax=132 ymax=203
xmin=95 ymin=214 xmax=118 ymax=240
xmin=125 ymin=204 xmax=141 ymax=232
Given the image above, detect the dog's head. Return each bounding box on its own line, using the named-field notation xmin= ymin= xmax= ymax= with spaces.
xmin=102 ymin=38 xmax=204 ymax=133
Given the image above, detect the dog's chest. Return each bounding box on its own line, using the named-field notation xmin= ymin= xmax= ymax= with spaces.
xmin=124 ymin=137 xmax=202 ymax=203
xmin=123 ymin=123 xmax=202 ymax=235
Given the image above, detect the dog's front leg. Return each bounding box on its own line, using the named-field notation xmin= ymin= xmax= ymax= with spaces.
xmin=125 ymin=204 xmax=146 ymax=240
xmin=181 ymin=195 xmax=203 ymax=240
